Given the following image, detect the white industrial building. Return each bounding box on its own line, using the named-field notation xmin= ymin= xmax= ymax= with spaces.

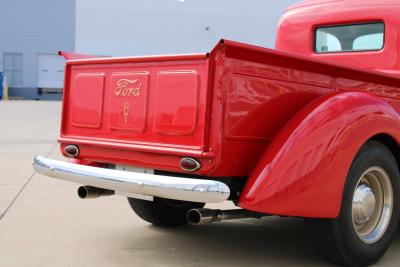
xmin=0 ymin=0 xmax=298 ymax=99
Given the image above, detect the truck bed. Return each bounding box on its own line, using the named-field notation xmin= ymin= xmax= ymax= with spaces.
xmin=60 ymin=40 xmax=400 ymax=177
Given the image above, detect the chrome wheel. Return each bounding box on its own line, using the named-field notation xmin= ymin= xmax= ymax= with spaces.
xmin=307 ymin=141 xmax=400 ymax=266
xmin=352 ymin=166 xmax=393 ymax=244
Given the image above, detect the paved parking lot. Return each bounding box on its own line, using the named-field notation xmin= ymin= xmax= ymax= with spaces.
xmin=1 ymin=101 xmax=400 ymax=267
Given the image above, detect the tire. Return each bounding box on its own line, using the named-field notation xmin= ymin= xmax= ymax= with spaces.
xmin=128 ymin=197 xmax=205 ymax=227
xmin=305 ymin=141 xmax=400 ymax=267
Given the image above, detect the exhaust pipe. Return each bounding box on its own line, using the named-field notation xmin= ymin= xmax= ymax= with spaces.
xmin=187 ymin=208 xmax=265 ymax=225
xmin=77 ymin=186 xmax=114 ymax=199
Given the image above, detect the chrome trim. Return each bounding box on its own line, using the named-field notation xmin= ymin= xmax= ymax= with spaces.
xmin=77 ymin=186 xmax=113 ymax=199
xmin=180 ymin=157 xmax=202 ymax=172
xmin=115 ymin=191 xmax=154 ymax=201
xmin=33 ymin=156 xmax=230 ymax=203
xmin=352 ymin=166 xmax=393 ymax=244
xmin=187 ymin=208 xmax=265 ymax=225
xmin=352 ymin=184 xmax=376 ymax=225
xmin=64 ymin=145 xmax=79 ymax=157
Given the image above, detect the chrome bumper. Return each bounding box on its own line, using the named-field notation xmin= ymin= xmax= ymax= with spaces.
xmin=32 ymin=156 xmax=230 ymax=203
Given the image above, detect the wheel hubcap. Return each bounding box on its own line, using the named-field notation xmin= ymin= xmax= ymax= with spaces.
xmin=352 ymin=167 xmax=393 ymax=244
xmin=353 ymin=184 xmax=376 ymax=224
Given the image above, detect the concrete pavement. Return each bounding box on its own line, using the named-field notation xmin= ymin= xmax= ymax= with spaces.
xmin=0 ymin=101 xmax=399 ymax=267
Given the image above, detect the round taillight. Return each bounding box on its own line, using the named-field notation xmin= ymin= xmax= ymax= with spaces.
xmin=64 ymin=144 xmax=79 ymax=157
xmin=180 ymin=157 xmax=201 ymax=172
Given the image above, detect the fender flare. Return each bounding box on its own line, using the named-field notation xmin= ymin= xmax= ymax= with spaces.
xmin=238 ymin=91 xmax=400 ymax=218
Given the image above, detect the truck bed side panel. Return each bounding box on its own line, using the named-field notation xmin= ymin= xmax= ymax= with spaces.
xmin=205 ymin=40 xmax=400 ymax=176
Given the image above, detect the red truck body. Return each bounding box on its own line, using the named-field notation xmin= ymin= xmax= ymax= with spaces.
xmin=277 ymin=0 xmax=400 ymax=75
xmin=60 ymin=42 xmax=400 ymax=218
xmin=60 ymin=54 xmax=211 ymax=171
xmin=34 ymin=1 xmax=400 ymax=265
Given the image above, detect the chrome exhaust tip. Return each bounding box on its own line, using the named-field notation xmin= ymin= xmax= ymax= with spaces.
xmin=187 ymin=208 xmax=265 ymax=226
xmin=187 ymin=208 xmax=220 ymax=225
xmin=77 ymin=186 xmax=114 ymax=199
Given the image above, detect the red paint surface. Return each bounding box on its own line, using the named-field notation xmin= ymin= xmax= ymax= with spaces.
xmin=59 ymin=0 xmax=400 ymax=217
xmin=70 ymin=73 xmax=105 ymax=128
xmin=109 ymin=72 xmax=149 ymax=132
xmin=155 ymin=71 xmax=199 ymax=135
xmin=277 ymin=0 xmax=400 ymax=75
xmin=61 ymin=56 xmax=211 ymax=173
xmin=239 ymin=92 xmax=400 ymax=217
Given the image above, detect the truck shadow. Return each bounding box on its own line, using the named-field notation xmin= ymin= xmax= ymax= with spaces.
xmin=117 ymin=216 xmax=335 ymax=266
xmin=112 ymin=215 xmax=400 ymax=266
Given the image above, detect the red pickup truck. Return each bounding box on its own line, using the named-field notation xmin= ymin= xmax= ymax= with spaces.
xmin=33 ymin=0 xmax=400 ymax=266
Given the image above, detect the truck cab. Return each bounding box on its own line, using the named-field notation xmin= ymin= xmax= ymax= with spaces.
xmin=34 ymin=1 xmax=400 ymax=266
xmin=277 ymin=0 xmax=400 ymax=75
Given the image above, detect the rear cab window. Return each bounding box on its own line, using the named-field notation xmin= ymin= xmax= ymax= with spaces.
xmin=315 ymin=22 xmax=384 ymax=53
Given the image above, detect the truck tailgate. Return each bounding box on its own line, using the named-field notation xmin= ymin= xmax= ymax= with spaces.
xmin=60 ymin=54 xmax=210 ymax=158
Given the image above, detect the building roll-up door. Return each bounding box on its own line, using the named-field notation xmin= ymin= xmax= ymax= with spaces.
xmin=37 ymin=54 xmax=65 ymax=93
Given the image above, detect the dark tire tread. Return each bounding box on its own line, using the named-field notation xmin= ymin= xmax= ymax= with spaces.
xmin=305 ymin=219 xmax=358 ymax=266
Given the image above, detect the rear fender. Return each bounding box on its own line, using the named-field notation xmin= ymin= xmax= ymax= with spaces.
xmin=239 ymin=92 xmax=400 ymax=218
